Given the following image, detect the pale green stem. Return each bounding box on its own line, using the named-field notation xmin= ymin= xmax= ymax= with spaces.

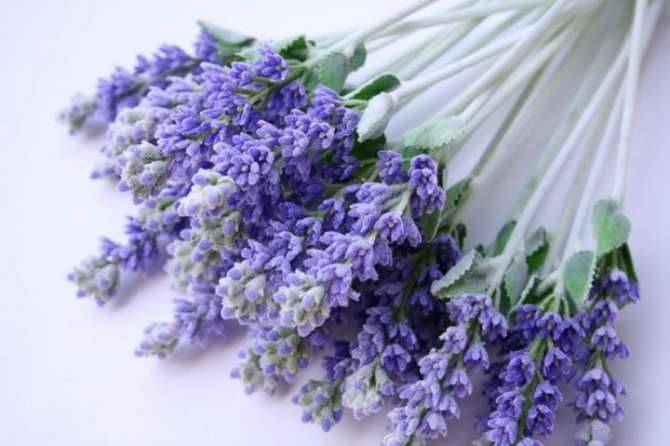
xmin=559 ymin=84 xmax=625 ymax=265
xmin=451 ymin=5 xmax=593 ymax=225
xmin=437 ymin=0 xmax=571 ymax=116
xmin=386 ymin=26 xmax=527 ymax=108
xmin=396 ymin=20 xmax=479 ymax=80
xmin=441 ymin=13 xmax=581 ymax=163
xmin=447 ymin=6 xmax=594 ymax=224
xmin=447 ymin=68 xmax=546 ymax=227
xmin=544 ymin=87 xmax=616 ymax=271
xmin=561 ymin=0 xmax=663 ymax=264
xmin=509 ymin=8 xmax=626 ymax=219
xmin=375 ymin=0 xmax=548 ymax=39
xmin=487 ymin=20 xmax=635 ymax=293
xmin=304 ymin=0 xmax=439 ymax=67
xmin=613 ymin=0 xmax=648 ymax=205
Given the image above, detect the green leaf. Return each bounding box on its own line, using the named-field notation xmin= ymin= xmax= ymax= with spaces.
xmin=403 ymin=116 xmax=466 ymax=152
xmin=302 ymin=70 xmax=320 ymax=92
xmin=593 ymin=199 xmax=631 ymax=257
xmin=525 ymin=228 xmax=549 ymax=274
xmin=400 ymin=145 xmax=428 ymax=159
xmin=351 ymin=135 xmax=386 ymax=161
xmin=450 ymin=223 xmax=467 ymax=250
xmin=563 ymin=250 xmax=596 ymax=305
xmin=444 ymin=177 xmax=471 ymax=214
xmin=275 ymin=35 xmax=310 ymax=61
xmin=431 ymin=250 xmax=479 ymax=296
xmin=348 ymin=44 xmax=367 ymax=71
xmin=198 ymin=21 xmax=255 ymax=46
xmin=318 ymin=53 xmax=349 ymax=92
xmin=350 ymin=74 xmax=401 ymax=101
xmin=431 ymin=250 xmax=496 ymax=298
xmin=505 ymin=255 xmax=529 ymax=307
xmin=198 ymin=21 xmax=255 ymax=63
xmin=519 ymin=274 xmax=538 ymax=306
xmin=486 ymin=220 xmax=516 ymax=257
xmin=618 ymin=243 xmax=639 ymax=283
xmin=443 ymin=275 xmax=489 ymax=297
xmin=421 ymin=208 xmax=442 ymax=243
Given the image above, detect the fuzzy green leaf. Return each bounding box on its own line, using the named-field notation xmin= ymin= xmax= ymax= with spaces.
xmin=275 ymin=35 xmax=310 ymax=61
xmin=443 ymin=275 xmax=489 ymax=297
xmin=593 ymin=199 xmax=631 ymax=257
xmin=351 ymin=135 xmax=386 ymax=161
xmin=350 ymin=74 xmax=401 ymax=101
xmin=421 ymin=208 xmax=442 ymax=243
xmin=431 ymin=251 xmax=496 ymax=298
xmin=505 ymin=255 xmax=529 ymax=306
xmin=403 ymin=117 xmax=466 ymax=151
xmin=618 ymin=243 xmax=639 ymax=283
xmin=198 ymin=21 xmax=255 ymax=46
xmin=318 ymin=53 xmax=349 ymax=92
xmin=444 ymin=177 xmax=471 ymax=214
xmin=431 ymin=250 xmax=479 ymax=296
xmin=525 ymin=228 xmax=549 ymax=273
xmin=563 ymin=250 xmax=596 ymax=305
xmin=451 ymin=223 xmax=467 ymax=250
xmin=486 ymin=220 xmax=516 ymax=257
xmin=349 ymin=44 xmax=367 ymax=71
xmin=401 ymin=145 xmax=428 ymax=159
xmin=519 ymin=274 xmax=538 ymax=306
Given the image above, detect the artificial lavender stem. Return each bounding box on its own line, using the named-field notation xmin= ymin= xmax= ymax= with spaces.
xmin=445 ymin=70 xmax=545 ymax=228
xmin=459 ymin=22 xmax=571 ymax=125
xmin=612 ymin=0 xmax=648 ymax=204
xmin=509 ymin=9 xmax=627 ymax=218
xmin=362 ymin=25 xmax=461 ymax=85
xmin=439 ymin=0 xmax=572 ymax=115
xmin=488 ymin=23 xmax=637 ymax=291
xmin=364 ymin=0 xmax=476 ymax=47
xmin=545 ymin=86 xmax=617 ymax=271
xmin=399 ymin=6 xmax=531 ymax=81
xmin=562 ymin=0 xmax=662 ymax=261
xmin=305 ymin=0 xmax=439 ymax=67
xmin=559 ymin=86 xmax=625 ymax=263
xmin=437 ymin=16 xmax=579 ymax=164
xmin=375 ymin=0 xmax=547 ymax=39
xmin=395 ymin=21 xmax=477 ymax=80
xmin=444 ymin=4 xmax=599 ymax=225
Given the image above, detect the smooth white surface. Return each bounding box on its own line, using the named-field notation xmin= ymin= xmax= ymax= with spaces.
xmin=0 ymin=1 xmax=669 ymax=445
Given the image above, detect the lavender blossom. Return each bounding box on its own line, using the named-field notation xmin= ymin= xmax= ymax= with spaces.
xmin=385 ymin=295 xmax=506 ymax=445
xmin=232 ymin=327 xmax=317 ymax=393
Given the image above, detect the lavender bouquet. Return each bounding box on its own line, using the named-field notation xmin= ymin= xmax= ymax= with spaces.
xmin=62 ymin=0 xmax=660 ymax=444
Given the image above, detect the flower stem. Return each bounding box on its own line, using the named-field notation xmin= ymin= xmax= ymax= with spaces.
xmin=509 ymin=7 xmax=626 ymax=219
xmin=445 ymin=8 xmax=594 ymax=227
xmin=375 ymin=0 xmax=548 ymax=39
xmin=488 ymin=14 xmax=635 ymax=292
xmin=436 ymin=0 xmax=572 ymax=115
xmin=612 ymin=0 xmax=648 ymax=205
xmin=546 ymin=86 xmax=618 ymax=271
xmin=561 ymin=0 xmax=662 ymax=265
xmin=304 ymin=0 xmax=440 ymax=68
xmin=396 ymin=20 xmax=478 ymax=80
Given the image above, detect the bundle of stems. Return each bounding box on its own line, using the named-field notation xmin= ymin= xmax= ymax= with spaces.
xmin=61 ymin=0 xmax=660 ymax=444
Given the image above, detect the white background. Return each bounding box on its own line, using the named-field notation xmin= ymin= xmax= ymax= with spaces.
xmin=1 ymin=1 xmax=669 ymax=445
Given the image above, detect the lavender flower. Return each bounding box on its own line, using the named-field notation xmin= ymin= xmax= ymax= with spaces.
xmin=135 ymin=285 xmax=225 ymax=357
xmin=61 ymin=45 xmax=195 ymax=132
xmin=385 ymin=295 xmax=506 ymax=445
xmin=232 ymin=327 xmax=316 ymax=393
xmin=294 ymin=380 xmax=344 ymax=432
